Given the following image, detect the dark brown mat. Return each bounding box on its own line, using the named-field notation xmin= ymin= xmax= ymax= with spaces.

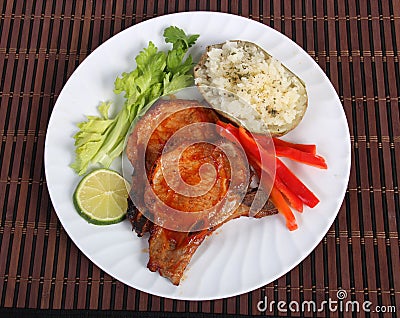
xmin=0 ymin=1 xmax=399 ymax=317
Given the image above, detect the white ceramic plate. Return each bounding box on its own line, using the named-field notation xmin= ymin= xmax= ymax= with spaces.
xmin=44 ymin=12 xmax=351 ymax=300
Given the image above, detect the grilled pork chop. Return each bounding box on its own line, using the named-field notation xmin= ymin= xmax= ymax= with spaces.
xmin=126 ymin=99 xmax=219 ymax=234
xmin=146 ymin=200 xmax=276 ymax=285
xmin=126 ymin=99 xmax=219 ymax=172
xmin=126 ymin=99 xmax=277 ymax=285
xmin=146 ymin=140 xmax=245 ymax=285
xmin=147 ymin=141 xmax=249 ymax=230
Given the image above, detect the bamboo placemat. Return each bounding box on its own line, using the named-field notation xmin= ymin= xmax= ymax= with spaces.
xmin=0 ymin=1 xmax=399 ymax=317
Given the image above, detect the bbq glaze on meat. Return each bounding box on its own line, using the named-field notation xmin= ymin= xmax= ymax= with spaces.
xmin=146 ymin=139 xmax=248 ymax=285
xmin=149 ymin=143 xmax=235 ymax=219
xmin=126 ymin=99 xmax=219 ymax=172
xmin=127 ymin=191 xmax=277 ymax=285
xmin=126 ymin=99 xmax=277 ymax=285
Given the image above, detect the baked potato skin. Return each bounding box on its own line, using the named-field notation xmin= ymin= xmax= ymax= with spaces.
xmin=194 ymin=40 xmax=308 ymax=137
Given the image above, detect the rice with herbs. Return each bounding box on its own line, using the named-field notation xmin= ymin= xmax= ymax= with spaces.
xmin=194 ymin=41 xmax=307 ymax=135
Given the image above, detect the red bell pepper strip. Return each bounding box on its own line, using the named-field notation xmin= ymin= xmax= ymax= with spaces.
xmin=216 ymin=120 xmax=238 ymax=134
xmin=218 ymin=124 xmax=318 ymax=224
xmin=246 ymin=152 xmax=261 ymax=175
xmin=269 ymin=185 xmax=298 ymax=231
xmin=246 ymin=151 xmax=275 ymax=192
xmin=216 ymin=120 xmax=228 ymax=128
xmin=217 ymin=126 xmax=237 ymax=143
xmin=216 ymin=120 xmax=240 ymax=143
xmin=249 ymin=151 xmax=301 ymax=212
xmin=272 ymin=137 xmax=317 ymax=154
xmin=225 ymin=124 xmax=240 ymax=140
xmin=217 ymin=123 xmax=275 ymax=179
xmin=276 ymin=158 xmax=320 ymax=208
xmin=238 ymin=126 xmax=261 ymax=161
xmin=247 ymin=146 xmax=303 ymax=213
xmin=250 ymin=154 xmax=297 ymax=230
xmin=274 ymin=174 xmax=303 ymax=212
xmin=275 ymin=145 xmax=327 ymax=169
xmin=238 ymin=126 xmax=276 ymax=177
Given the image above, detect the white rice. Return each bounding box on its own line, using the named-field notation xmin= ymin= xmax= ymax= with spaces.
xmin=195 ymin=41 xmax=307 ymax=134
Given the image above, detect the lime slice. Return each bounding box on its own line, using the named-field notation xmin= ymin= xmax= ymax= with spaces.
xmin=73 ymin=169 xmax=130 ymax=225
